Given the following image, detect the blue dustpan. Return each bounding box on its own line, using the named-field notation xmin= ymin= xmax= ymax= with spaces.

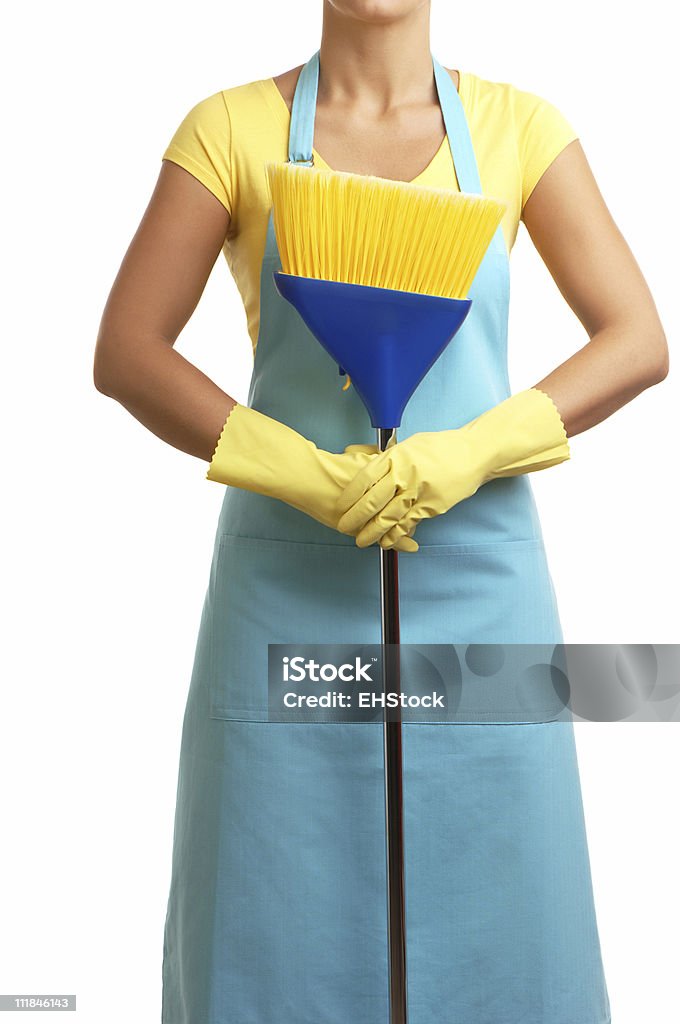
xmin=273 ymin=273 xmax=471 ymax=429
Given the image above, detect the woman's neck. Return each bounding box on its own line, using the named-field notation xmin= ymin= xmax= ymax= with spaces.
xmin=319 ymin=1 xmax=434 ymax=115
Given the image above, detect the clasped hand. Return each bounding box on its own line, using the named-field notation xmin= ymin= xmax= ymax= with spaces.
xmin=205 ymin=390 xmax=569 ymax=555
xmin=333 ymin=389 xmax=571 ymax=551
xmin=335 ymin=429 xmax=485 ymax=552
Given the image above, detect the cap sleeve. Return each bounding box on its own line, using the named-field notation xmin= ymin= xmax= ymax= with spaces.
xmin=513 ymin=86 xmax=579 ymax=213
xmin=162 ymin=91 xmax=233 ymax=214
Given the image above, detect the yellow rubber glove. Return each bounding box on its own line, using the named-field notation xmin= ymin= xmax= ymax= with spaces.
xmin=206 ymin=403 xmax=419 ymax=552
xmin=336 ymin=388 xmax=570 ymax=549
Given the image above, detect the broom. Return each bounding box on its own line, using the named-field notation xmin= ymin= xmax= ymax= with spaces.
xmin=265 ymin=160 xmax=506 ymax=1024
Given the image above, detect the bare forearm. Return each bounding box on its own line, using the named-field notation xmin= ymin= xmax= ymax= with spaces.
xmin=93 ymin=334 xmax=236 ymax=463
xmin=533 ymin=318 xmax=669 ymax=437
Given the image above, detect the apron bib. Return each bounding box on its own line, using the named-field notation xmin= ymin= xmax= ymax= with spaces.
xmin=161 ymin=51 xmax=612 ymax=1024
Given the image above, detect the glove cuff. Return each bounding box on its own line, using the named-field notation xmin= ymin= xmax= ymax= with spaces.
xmin=206 ymin=403 xmax=314 ymax=497
xmin=467 ymin=387 xmax=570 ymax=482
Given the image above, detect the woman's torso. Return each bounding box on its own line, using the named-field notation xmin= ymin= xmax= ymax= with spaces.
xmin=216 ymin=53 xmax=544 ymax=557
xmin=162 ymin=66 xmax=577 ymax=356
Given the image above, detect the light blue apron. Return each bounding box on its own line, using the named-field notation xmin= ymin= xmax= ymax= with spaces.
xmin=162 ymin=52 xmax=612 ymax=1024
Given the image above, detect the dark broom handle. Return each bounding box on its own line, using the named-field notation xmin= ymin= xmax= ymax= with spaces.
xmin=377 ymin=427 xmax=408 ymax=1024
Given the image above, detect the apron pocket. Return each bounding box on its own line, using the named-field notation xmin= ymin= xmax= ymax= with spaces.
xmin=400 ymin=536 xmax=563 ymax=645
xmin=207 ymin=533 xmax=382 ymax=721
xmin=205 ymin=533 xmax=563 ymax=722
xmin=397 ymin=536 xmax=566 ymax=724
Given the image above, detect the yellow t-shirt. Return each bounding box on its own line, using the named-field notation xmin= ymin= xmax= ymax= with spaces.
xmin=162 ymin=71 xmax=578 ymax=356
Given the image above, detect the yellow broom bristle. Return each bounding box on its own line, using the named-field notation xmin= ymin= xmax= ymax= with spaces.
xmin=265 ymin=160 xmax=507 ymax=300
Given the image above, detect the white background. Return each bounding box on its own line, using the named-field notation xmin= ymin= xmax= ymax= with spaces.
xmin=1 ymin=1 xmax=678 ymax=1021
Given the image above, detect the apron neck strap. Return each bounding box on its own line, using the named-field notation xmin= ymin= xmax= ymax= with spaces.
xmin=287 ymin=49 xmax=483 ymax=194
xmin=287 ymin=51 xmax=320 ymax=166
